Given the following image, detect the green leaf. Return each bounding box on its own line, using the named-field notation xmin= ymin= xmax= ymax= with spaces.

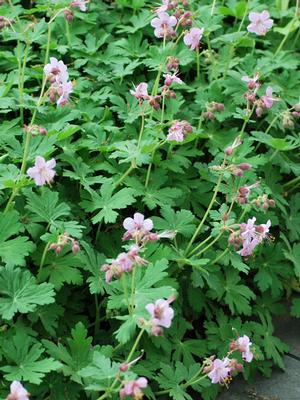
xmin=25 ymin=188 xmax=70 ymax=223
xmin=0 ymin=266 xmax=55 ymax=320
xmin=0 ymin=211 xmax=35 ymax=266
xmin=43 ymin=322 xmax=93 ymax=383
xmin=152 ymin=206 xmax=195 ymax=237
xmin=80 ymin=181 xmax=136 ymax=224
xmin=291 ymin=298 xmax=300 ymax=318
xmin=0 ymin=331 xmax=61 ymax=384
xmin=79 ymin=351 xmax=119 ymax=391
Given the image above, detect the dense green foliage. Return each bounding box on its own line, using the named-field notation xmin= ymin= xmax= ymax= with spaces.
xmin=0 ymin=0 xmax=300 ymax=399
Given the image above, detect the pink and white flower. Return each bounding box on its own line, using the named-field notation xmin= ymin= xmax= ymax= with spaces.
xmin=236 ymin=335 xmax=254 ymax=362
xmin=27 ymin=156 xmax=56 ymax=186
xmin=167 ymin=120 xmax=192 ymax=142
xmin=151 ymin=12 xmax=177 ymax=38
xmin=57 ymin=81 xmax=73 ymax=107
xmin=261 ymin=86 xmax=277 ymax=109
xmin=241 ymin=73 xmax=260 ymax=90
xmin=146 ymin=299 xmax=174 ymax=328
xmin=130 ymin=82 xmax=149 ymax=101
xmin=237 ymin=218 xmax=271 ymax=257
xmin=119 ymin=377 xmax=148 ymax=400
xmin=44 ymin=57 xmax=69 ymax=83
xmin=123 ymin=213 xmax=153 ymax=236
xmin=208 ymin=358 xmax=231 ymax=384
xmin=247 ymin=11 xmax=273 ymax=36
xmin=6 ymin=381 xmax=29 ymax=400
xmin=70 ymin=0 xmax=88 ymax=12
xmin=163 ymin=73 xmax=183 ymax=86
xmin=183 ymin=27 xmax=204 ymax=50
xmin=154 ymin=0 xmax=170 ymax=13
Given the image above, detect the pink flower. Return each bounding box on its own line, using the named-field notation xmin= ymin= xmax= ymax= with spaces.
xmin=130 ymin=82 xmax=149 ymax=100
xmin=163 ymin=73 xmax=183 ymax=86
xmin=27 ymin=156 xmax=56 ymax=186
xmin=151 ymin=12 xmax=177 ymax=39
xmin=247 ymin=11 xmax=273 ymax=36
xmin=57 ymin=81 xmax=73 ymax=107
xmin=155 ymin=0 xmax=170 ymax=13
xmin=71 ymin=0 xmax=88 ymax=11
xmin=120 ymin=377 xmax=148 ymax=400
xmin=241 ymin=73 xmax=260 ymax=90
xmin=123 ymin=213 xmax=153 ymax=236
xmin=236 ymin=335 xmax=254 ymax=362
xmin=146 ymin=299 xmax=174 ymax=328
xmin=183 ymin=27 xmax=204 ymax=50
xmin=237 ymin=218 xmax=271 ymax=256
xmin=261 ymin=86 xmax=277 ymax=109
xmin=208 ymin=358 xmax=231 ymax=384
xmin=44 ymin=57 xmax=69 ymax=83
xmin=167 ymin=120 xmax=192 ymax=142
xmin=6 ymin=381 xmax=29 ymax=400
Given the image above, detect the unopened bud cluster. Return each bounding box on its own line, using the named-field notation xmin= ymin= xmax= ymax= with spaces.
xmin=49 ymin=232 xmax=80 ymax=255
xmin=202 ymin=102 xmax=225 ymax=120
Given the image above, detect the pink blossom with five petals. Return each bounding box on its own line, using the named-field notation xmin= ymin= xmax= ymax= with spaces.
xmin=151 ymin=12 xmax=177 ymax=38
xmin=27 ymin=156 xmax=56 ymax=186
xmin=146 ymin=299 xmax=174 ymax=328
xmin=247 ymin=11 xmax=273 ymax=36
xmin=208 ymin=358 xmax=231 ymax=384
xmin=183 ymin=27 xmax=204 ymax=50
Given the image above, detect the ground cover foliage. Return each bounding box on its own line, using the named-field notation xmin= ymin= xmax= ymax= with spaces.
xmin=0 ymin=0 xmax=300 ymax=399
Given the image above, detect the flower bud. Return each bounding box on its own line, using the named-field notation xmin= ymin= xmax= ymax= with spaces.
xmin=72 ymin=241 xmax=80 ymax=253
xmin=55 ymin=245 xmax=62 ymax=255
xmin=225 ymin=146 xmax=233 ymax=156
xmin=64 ymin=9 xmax=74 ymax=22
xmin=292 ymin=111 xmax=300 ymax=118
xmin=49 ymin=243 xmax=57 ymax=251
xmin=268 ymin=199 xmax=275 ymax=207
xmin=39 ymin=127 xmax=47 ymax=135
xmin=239 ymin=186 xmax=250 ymax=196
xmin=256 ymin=106 xmax=263 ymax=117
xmin=239 ymin=163 xmax=252 ymax=171
xmin=119 ymin=363 xmax=129 ymax=372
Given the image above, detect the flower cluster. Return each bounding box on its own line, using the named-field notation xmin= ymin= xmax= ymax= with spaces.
xmin=247 ymin=11 xmax=273 ymax=36
xmin=202 ymin=101 xmax=225 ymax=121
xmin=242 ymin=75 xmax=278 ymax=117
xmin=6 ymin=381 xmax=29 ymax=400
xmin=229 ymin=217 xmax=271 ymax=257
xmin=49 ymin=232 xmax=80 ymax=255
xmin=145 ymin=298 xmax=175 ymax=336
xmin=23 ymin=124 xmax=47 ymax=136
xmin=205 ymin=335 xmax=254 ymax=385
xmin=101 ymin=213 xmax=175 ymax=283
xmin=26 ymin=156 xmax=56 ymax=186
xmin=101 ymin=245 xmax=147 ymax=283
xmin=44 ymin=57 xmax=72 ymax=107
xmin=282 ymin=102 xmax=300 ymax=129
xmin=167 ymin=120 xmax=192 ymax=142
xmin=64 ymin=0 xmax=88 ymax=21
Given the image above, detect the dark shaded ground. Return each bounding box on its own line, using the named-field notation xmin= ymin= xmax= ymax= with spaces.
xmin=218 ymin=316 xmax=300 ymax=400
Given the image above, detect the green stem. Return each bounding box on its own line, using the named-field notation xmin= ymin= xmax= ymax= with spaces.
xmin=283 ymin=175 xmax=300 ymax=189
xmin=194 ymin=231 xmax=223 ymax=258
xmin=185 ymin=172 xmax=223 ymax=256
xmin=97 ymin=329 xmax=145 ymax=400
xmin=94 ymin=295 xmax=100 ymax=339
xmin=275 ymin=0 xmax=299 ymax=56
xmin=37 ymin=242 xmax=50 ymax=281
xmin=130 ymin=267 xmax=136 ymax=312
xmin=211 ymin=0 xmax=217 ymax=15
xmin=115 ymin=165 xmax=135 ymax=188
xmin=137 ymin=112 xmax=145 ymax=149
xmin=65 ymin=19 xmax=71 ymax=49
xmin=188 ymin=234 xmax=213 ymax=257
xmin=196 ymin=47 xmax=200 ymax=80
xmin=121 ymin=274 xmax=131 ymax=314
xmin=210 ymin=247 xmax=229 ymax=265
